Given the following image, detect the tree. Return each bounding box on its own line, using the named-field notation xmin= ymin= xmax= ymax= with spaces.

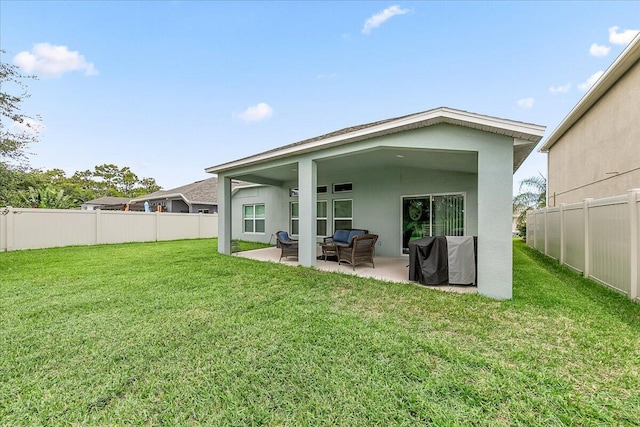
xmin=1 ymin=50 xmax=41 ymax=166
xmin=17 ymin=186 xmax=73 ymax=209
xmin=1 ymin=50 xmax=43 ymax=206
xmin=513 ymin=174 xmax=547 ymax=237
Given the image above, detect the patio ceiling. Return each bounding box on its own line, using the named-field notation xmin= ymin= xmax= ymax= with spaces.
xmin=229 ymin=147 xmax=478 ymax=186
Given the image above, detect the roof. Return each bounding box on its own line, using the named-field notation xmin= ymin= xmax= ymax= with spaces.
xmin=130 ymin=177 xmax=251 ymax=205
xmin=131 ymin=177 xmax=219 ymax=205
xmin=82 ymin=196 xmax=131 ymax=205
xmin=540 ymin=32 xmax=640 ymax=152
xmin=205 ymin=106 xmax=546 ymax=174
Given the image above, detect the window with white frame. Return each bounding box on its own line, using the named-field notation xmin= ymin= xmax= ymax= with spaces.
xmin=244 ymin=204 xmax=265 ymax=233
xmin=290 ymin=186 xmax=327 ymax=197
xmin=317 ymin=201 xmax=328 ymax=236
xmin=290 ymin=201 xmax=328 ymax=237
xmin=333 ymin=199 xmax=352 ymax=231
xmin=290 ymin=202 xmax=299 ymax=235
xmin=333 ymin=182 xmax=353 ymax=193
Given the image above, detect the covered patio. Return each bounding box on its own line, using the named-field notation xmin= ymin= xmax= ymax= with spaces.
xmin=235 ymin=245 xmax=478 ymax=294
xmin=207 ymin=107 xmax=545 ymax=299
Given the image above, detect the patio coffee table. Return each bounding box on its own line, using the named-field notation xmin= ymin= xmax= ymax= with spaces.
xmin=319 ymin=242 xmax=337 ymax=261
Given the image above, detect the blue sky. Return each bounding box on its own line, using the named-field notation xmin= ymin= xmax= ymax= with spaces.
xmin=1 ymin=1 xmax=639 ymax=194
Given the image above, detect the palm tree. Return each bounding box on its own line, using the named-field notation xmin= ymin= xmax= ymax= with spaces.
xmin=513 ymin=175 xmax=546 ymax=237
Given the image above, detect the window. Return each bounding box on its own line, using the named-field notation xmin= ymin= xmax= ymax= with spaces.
xmin=290 ymin=201 xmax=328 ymax=237
xmin=290 ymin=202 xmax=299 ymax=235
xmin=290 ymin=186 xmax=327 ymax=196
xmin=244 ymin=204 xmax=265 ymax=233
xmin=402 ymin=193 xmax=464 ymax=254
xmin=333 ymin=199 xmax=352 ymax=231
xmin=198 ymin=209 xmax=210 ymax=214
xmin=333 ymin=182 xmax=353 ymax=193
xmin=317 ymin=201 xmax=328 ymax=236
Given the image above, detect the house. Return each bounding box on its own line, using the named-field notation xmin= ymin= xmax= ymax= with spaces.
xmin=541 ymin=33 xmax=640 ymax=206
xmin=206 ymin=107 xmax=545 ymax=299
xmin=81 ymin=196 xmax=131 ymax=211
xmin=130 ymin=177 xmax=220 ymax=213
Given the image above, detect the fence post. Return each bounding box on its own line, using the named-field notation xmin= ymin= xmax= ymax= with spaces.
xmin=583 ymin=198 xmax=593 ymax=279
xmin=0 ymin=207 xmax=5 ymax=252
xmin=156 ymin=211 xmax=160 ymax=241
xmin=532 ymin=211 xmax=537 ymax=250
xmin=95 ymin=209 xmax=101 ymax=244
xmin=199 ymin=212 xmax=203 ymax=238
xmin=629 ymin=189 xmax=639 ymax=302
xmin=6 ymin=207 xmax=15 ymax=252
xmin=1 ymin=207 xmax=12 ymax=252
xmin=560 ymin=203 xmax=566 ymax=265
xmin=544 ymin=207 xmax=549 ymax=256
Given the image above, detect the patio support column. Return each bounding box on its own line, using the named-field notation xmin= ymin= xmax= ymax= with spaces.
xmin=477 ymin=140 xmax=513 ymax=299
xmin=298 ymin=158 xmax=317 ymax=267
xmin=217 ymin=175 xmax=232 ymax=255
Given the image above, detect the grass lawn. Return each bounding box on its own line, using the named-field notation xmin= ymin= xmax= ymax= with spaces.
xmin=1 ymin=239 xmax=639 ymax=426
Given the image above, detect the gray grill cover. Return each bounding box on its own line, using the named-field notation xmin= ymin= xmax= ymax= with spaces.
xmin=408 ymin=236 xmax=449 ymax=285
xmin=408 ymin=236 xmax=477 ymax=285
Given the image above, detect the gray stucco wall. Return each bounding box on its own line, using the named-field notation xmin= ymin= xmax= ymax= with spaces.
xmin=548 ymin=58 xmax=640 ymax=205
xmin=232 ymin=167 xmax=477 ymax=258
xmin=232 ymin=186 xmax=289 ymax=246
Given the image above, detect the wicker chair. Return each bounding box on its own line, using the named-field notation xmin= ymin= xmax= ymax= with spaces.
xmin=337 ymin=234 xmax=378 ymax=270
xmin=275 ymin=231 xmax=298 ymax=261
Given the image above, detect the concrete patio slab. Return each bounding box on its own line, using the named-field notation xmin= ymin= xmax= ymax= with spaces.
xmin=235 ymin=246 xmax=477 ymax=294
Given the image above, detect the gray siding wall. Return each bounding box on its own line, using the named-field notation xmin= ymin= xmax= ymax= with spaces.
xmin=547 ymin=59 xmax=640 ymax=205
xmin=191 ymin=203 xmax=217 ymax=213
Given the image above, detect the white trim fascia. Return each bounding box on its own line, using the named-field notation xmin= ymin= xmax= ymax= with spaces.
xmin=231 ymin=183 xmax=264 ymax=196
xmin=206 ymin=107 xmax=545 ymax=174
xmin=131 ymin=192 xmax=189 ymax=204
xmin=540 ymin=32 xmax=640 ymax=152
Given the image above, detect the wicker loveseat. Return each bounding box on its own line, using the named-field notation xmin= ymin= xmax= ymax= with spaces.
xmin=323 ymin=229 xmax=368 ymax=247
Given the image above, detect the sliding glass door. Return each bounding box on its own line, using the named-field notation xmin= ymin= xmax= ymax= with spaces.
xmin=402 ymin=193 xmax=465 ymax=254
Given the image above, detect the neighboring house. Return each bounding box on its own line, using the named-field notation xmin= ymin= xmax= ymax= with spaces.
xmin=130 ymin=177 xmax=220 ymax=213
xmin=206 ymin=107 xmax=545 ymax=299
xmin=541 ymin=33 xmax=640 ymax=206
xmin=81 ymin=196 xmax=131 ymax=211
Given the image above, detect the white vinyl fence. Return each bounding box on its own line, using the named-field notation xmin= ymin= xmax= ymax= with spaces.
xmin=0 ymin=207 xmax=218 ymax=252
xmin=526 ymin=189 xmax=639 ymax=303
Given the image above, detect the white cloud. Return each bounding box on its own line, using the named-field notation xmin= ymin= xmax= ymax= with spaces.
xmin=608 ymin=26 xmax=640 ymax=45
xmin=578 ymin=71 xmax=604 ymax=91
xmin=317 ymin=73 xmax=337 ymax=80
xmin=362 ymin=5 xmax=409 ymax=35
xmin=233 ymin=102 xmax=273 ymax=123
xmin=549 ymin=83 xmax=571 ymax=94
xmin=517 ymin=98 xmax=535 ymax=109
xmin=589 ymin=43 xmax=610 ymax=57
xmin=13 ymin=43 xmax=98 ymax=77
